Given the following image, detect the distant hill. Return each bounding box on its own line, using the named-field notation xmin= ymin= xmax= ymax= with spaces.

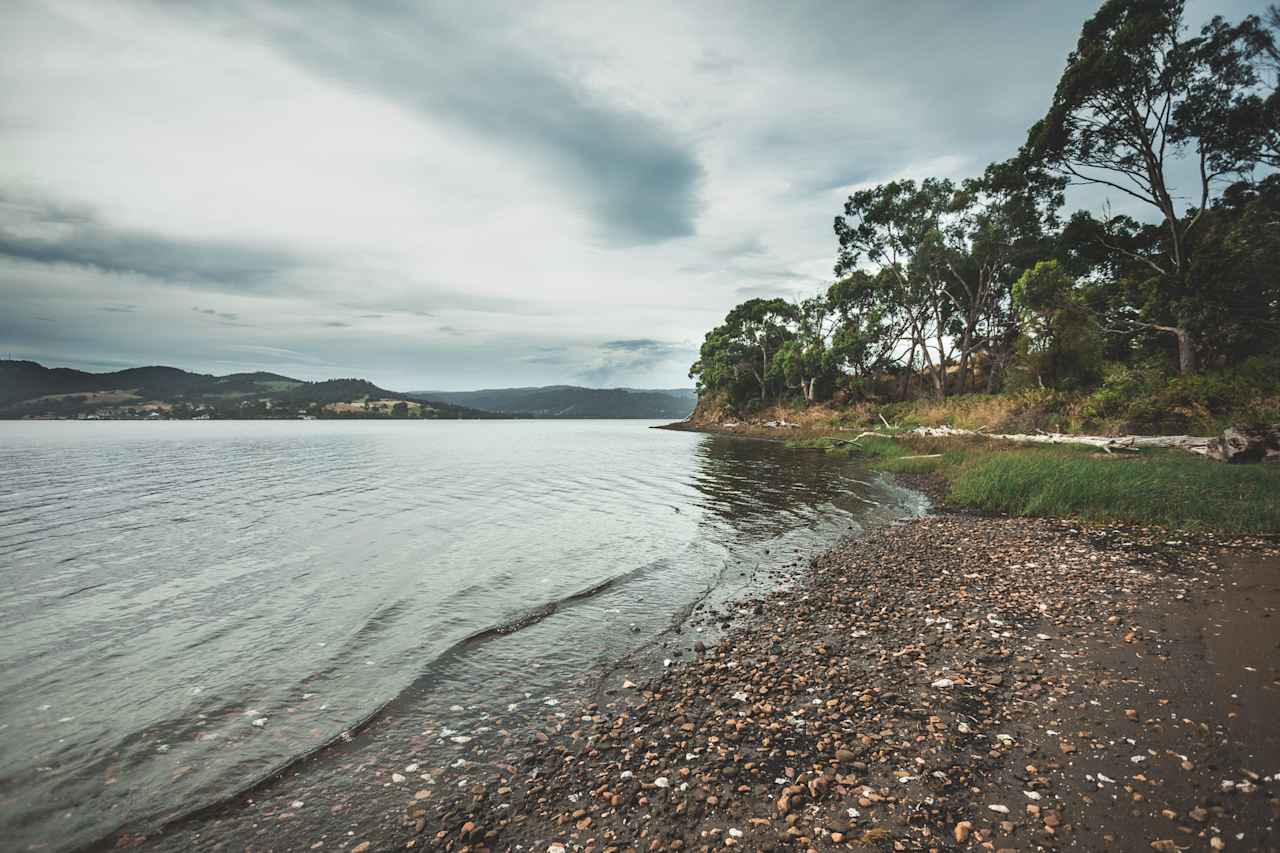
xmin=408 ymin=385 xmax=698 ymax=418
xmin=0 ymin=361 xmax=503 ymax=420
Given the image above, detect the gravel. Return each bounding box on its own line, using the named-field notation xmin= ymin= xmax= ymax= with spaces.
xmin=396 ymin=516 xmax=1280 ymax=852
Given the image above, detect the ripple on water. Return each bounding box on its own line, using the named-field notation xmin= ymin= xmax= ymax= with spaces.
xmin=0 ymin=420 xmax=921 ymax=851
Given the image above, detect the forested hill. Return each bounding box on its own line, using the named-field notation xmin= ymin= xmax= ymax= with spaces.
xmin=0 ymin=360 xmax=503 ymax=419
xmin=410 ymin=386 xmax=698 ymax=418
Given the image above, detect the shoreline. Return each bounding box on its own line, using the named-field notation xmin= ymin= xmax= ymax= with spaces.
xmin=377 ymin=515 xmax=1278 ymax=853
xmin=121 ymin=441 xmax=1279 ymax=852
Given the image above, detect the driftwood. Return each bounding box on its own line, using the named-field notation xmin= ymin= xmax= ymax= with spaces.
xmin=850 ymin=425 xmax=1215 ymax=456
xmin=849 ymin=423 xmax=1280 ymax=462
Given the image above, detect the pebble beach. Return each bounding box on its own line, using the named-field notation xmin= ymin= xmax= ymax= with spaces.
xmin=380 ymin=512 xmax=1280 ymax=853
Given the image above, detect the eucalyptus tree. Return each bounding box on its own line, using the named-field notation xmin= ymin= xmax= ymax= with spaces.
xmin=927 ymin=161 xmax=1066 ymax=393
xmin=689 ymin=298 xmax=798 ymax=406
xmin=1012 ymin=260 xmax=1104 ymax=389
xmin=773 ymin=295 xmax=839 ymax=404
xmin=832 ymin=164 xmax=1064 ymax=397
xmin=1024 ymin=0 xmax=1275 ymax=373
xmin=833 ymin=178 xmax=959 ymax=397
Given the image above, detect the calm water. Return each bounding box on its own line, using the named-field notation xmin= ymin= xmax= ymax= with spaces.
xmin=0 ymin=420 xmax=922 ymax=851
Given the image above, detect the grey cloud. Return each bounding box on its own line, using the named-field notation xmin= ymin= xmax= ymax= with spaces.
xmin=578 ymin=337 xmax=691 ymax=385
xmin=438 ymin=325 xmax=463 ymax=336
xmin=517 ymin=345 xmax=572 ymax=366
xmin=0 ymin=194 xmax=295 ymax=289
xmin=193 ymin=307 xmax=240 ymax=321
xmin=322 ymin=321 xmax=350 ymax=328
xmin=218 ymin=2 xmax=702 ymax=245
xmin=734 ymin=282 xmax=813 ymax=300
xmin=99 ymin=304 xmax=137 ymax=313
xmin=707 ymin=235 xmax=768 ymax=260
xmin=575 ymin=364 xmax=624 ymax=386
xmin=602 ymin=338 xmax=678 ymax=353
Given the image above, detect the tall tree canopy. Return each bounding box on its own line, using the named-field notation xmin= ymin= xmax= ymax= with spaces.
xmin=692 ymin=0 xmax=1277 ymax=414
xmin=1023 ymin=0 xmax=1275 ymax=372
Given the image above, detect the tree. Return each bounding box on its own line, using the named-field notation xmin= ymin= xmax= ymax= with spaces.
xmin=773 ymin=295 xmax=837 ymax=403
xmin=832 ymin=164 xmax=1064 ymax=397
xmin=834 ymin=178 xmax=959 ymax=397
xmin=929 ymin=161 xmax=1066 ymax=393
xmin=690 ymin=298 xmax=798 ymax=407
xmin=1012 ymin=260 xmax=1103 ymax=389
xmin=1024 ymin=0 xmax=1274 ymax=373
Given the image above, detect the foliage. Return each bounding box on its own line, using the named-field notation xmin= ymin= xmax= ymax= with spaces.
xmin=692 ymin=0 xmax=1277 ymax=417
xmin=1022 ymin=0 xmax=1276 ymax=373
xmin=1010 ymin=260 xmax=1104 ymax=390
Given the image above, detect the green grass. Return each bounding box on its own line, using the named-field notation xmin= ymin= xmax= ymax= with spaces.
xmin=947 ymin=449 xmax=1279 ymax=534
xmin=789 ymin=435 xmax=1280 ymax=534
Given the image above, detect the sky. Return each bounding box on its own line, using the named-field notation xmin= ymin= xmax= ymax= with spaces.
xmin=0 ymin=0 xmax=1262 ymax=391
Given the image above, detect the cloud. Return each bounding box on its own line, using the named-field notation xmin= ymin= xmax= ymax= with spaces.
xmin=221 ymin=1 xmax=703 ymax=245
xmin=602 ymin=338 xmax=675 ymax=352
xmin=6 ymin=0 xmax=1260 ymax=390
xmin=577 ymin=337 xmax=692 ymax=386
xmin=99 ymin=304 xmax=137 ymax=313
xmin=322 ymin=321 xmax=350 ymax=328
xmin=193 ymin=307 xmax=240 ymax=321
xmin=0 ymin=193 xmax=295 ymax=290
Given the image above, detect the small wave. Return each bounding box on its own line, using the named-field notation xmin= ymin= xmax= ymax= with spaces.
xmin=77 ymin=558 xmax=672 ymax=850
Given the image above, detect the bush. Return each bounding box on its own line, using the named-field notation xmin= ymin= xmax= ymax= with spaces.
xmin=1079 ymin=358 xmax=1280 ymax=434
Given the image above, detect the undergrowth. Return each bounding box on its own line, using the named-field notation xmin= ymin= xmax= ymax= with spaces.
xmin=788 ymin=435 xmax=1280 ymax=535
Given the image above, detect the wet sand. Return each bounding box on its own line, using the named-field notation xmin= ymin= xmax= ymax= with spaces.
xmin=133 ymin=509 xmax=1280 ymax=853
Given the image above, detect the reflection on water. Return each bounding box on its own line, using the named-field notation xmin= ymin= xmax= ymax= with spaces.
xmin=0 ymin=420 xmax=921 ymax=851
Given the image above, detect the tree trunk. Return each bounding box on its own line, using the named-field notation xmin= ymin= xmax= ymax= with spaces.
xmin=1175 ymin=328 xmax=1197 ymax=375
xmin=899 ymin=340 xmax=917 ymax=399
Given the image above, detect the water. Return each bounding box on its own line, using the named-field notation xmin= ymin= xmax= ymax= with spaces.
xmin=0 ymin=420 xmax=923 ymax=851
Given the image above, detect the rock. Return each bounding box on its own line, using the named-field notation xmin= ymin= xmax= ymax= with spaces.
xmin=1206 ymin=423 xmax=1280 ymax=463
xmin=954 ymin=820 xmax=973 ymax=842
xmin=835 ymin=749 xmax=858 ymax=763
xmin=988 ymin=804 xmax=1009 ymax=814
xmin=351 ymin=843 xmax=370 ymax=853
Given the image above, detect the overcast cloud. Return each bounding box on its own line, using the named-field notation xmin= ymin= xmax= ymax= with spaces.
xmin=0 ymin=0 xmax=1258 ymax=390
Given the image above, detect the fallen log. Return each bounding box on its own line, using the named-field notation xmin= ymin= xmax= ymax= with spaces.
xmin=855 ymin=424 xmax=1216 ymax=456
xmin=821 ymin=420 xmax=1275 ymax=462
